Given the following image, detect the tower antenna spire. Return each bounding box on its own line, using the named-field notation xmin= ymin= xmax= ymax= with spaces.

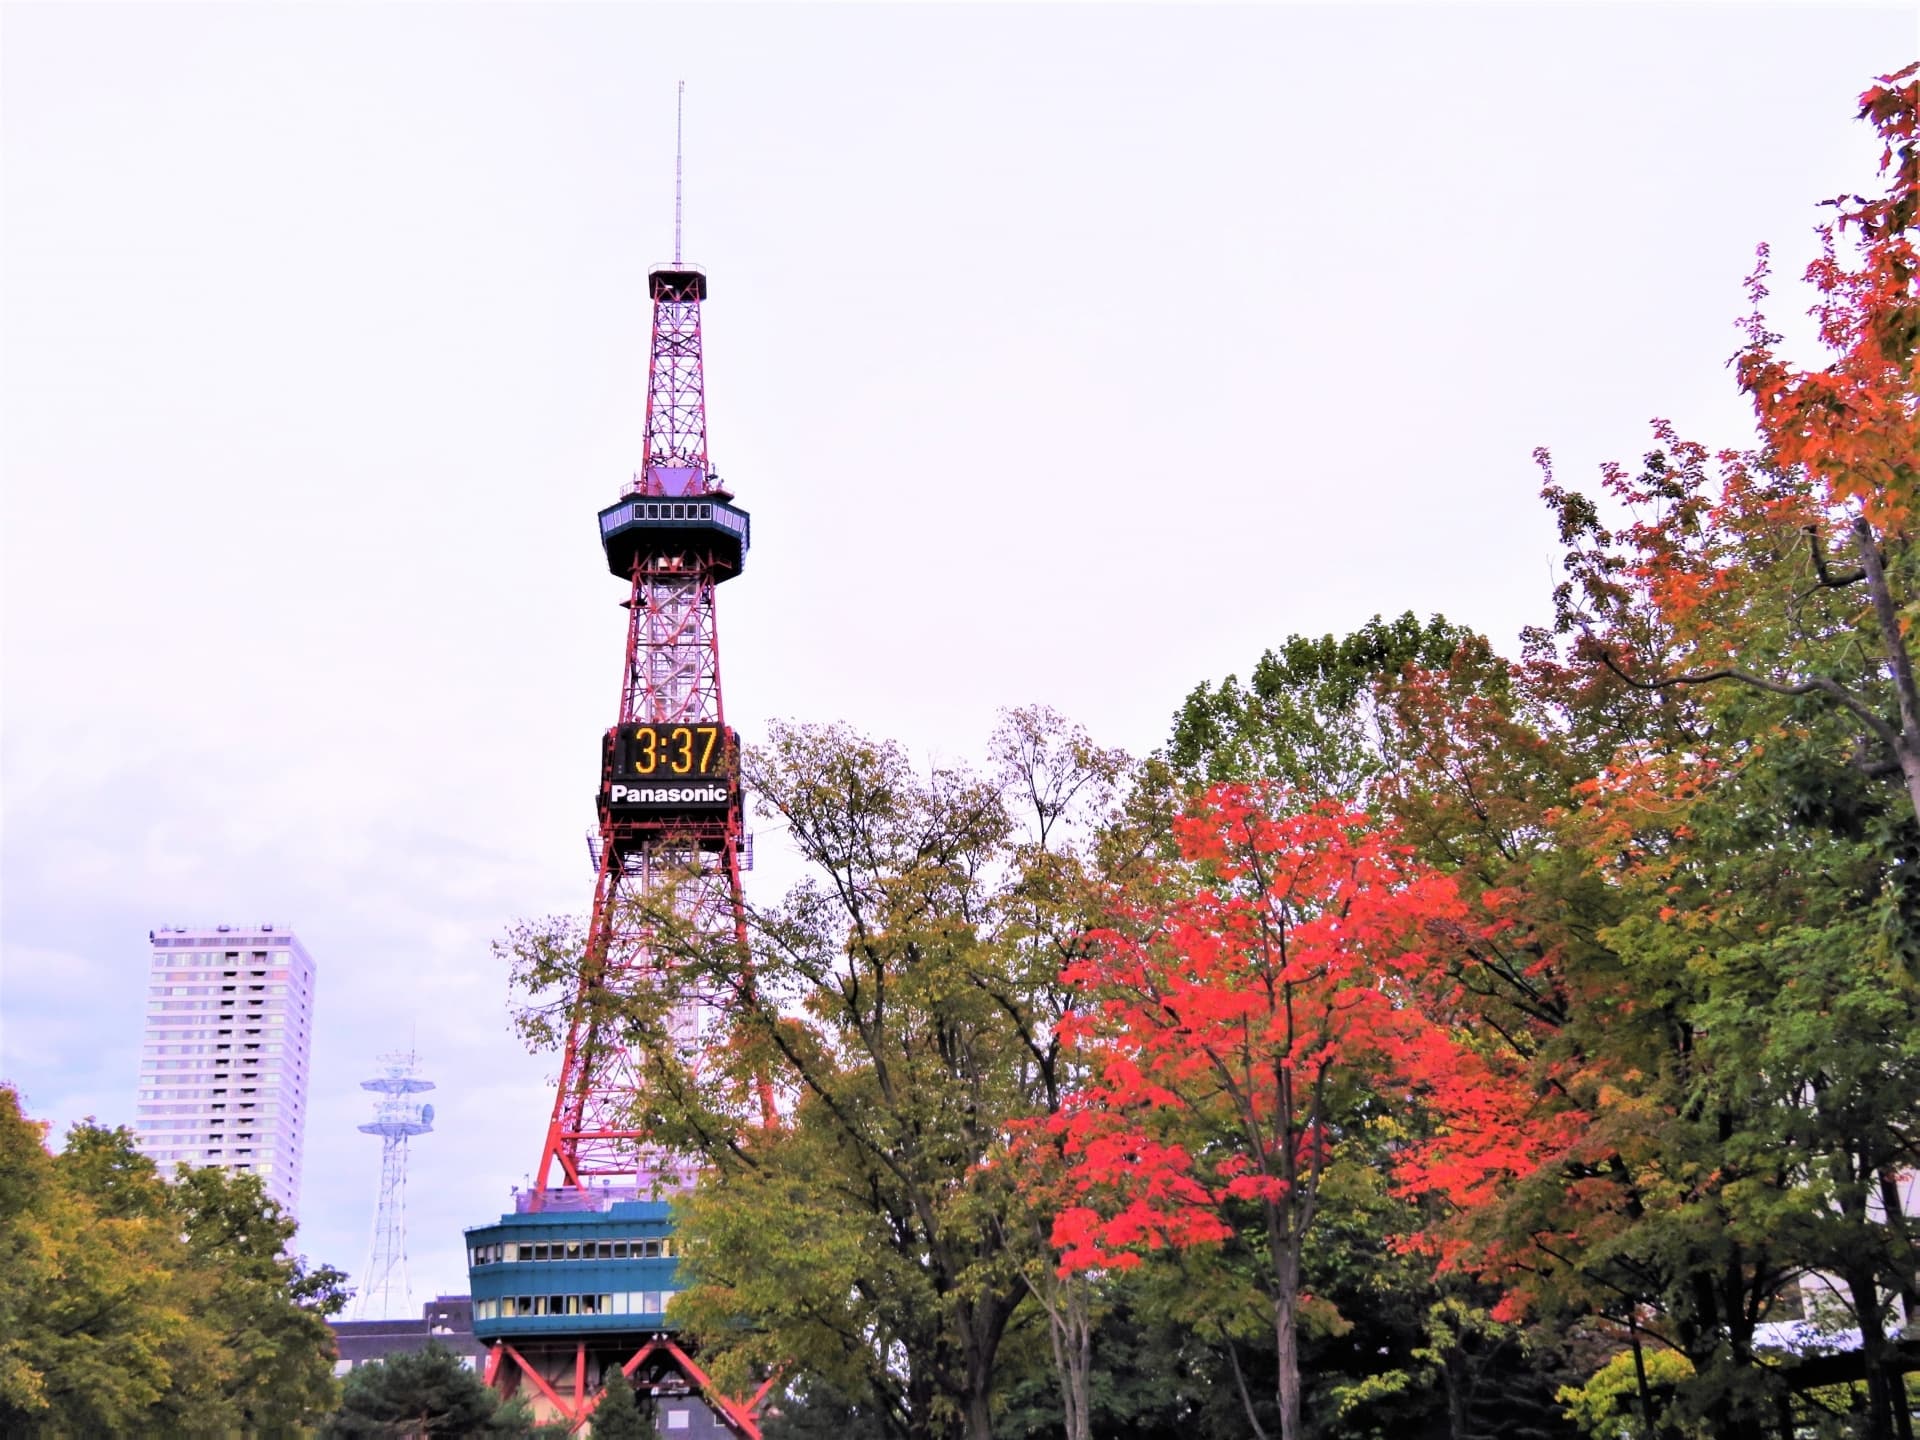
xmin=674 ymin=80 xmax=685 ymax=264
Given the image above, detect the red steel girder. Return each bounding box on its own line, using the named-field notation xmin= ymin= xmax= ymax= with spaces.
xmin=532 ymin=260 xmax=773 ymax=1205
xmin=529 ymin=1336 xmax=768 ymax=1440
xmin=642 ymin=272 xmax=708 ymax=477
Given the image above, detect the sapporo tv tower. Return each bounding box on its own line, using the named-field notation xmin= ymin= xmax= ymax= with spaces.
xmin=463 ymin=89 xmax=775 ymax=1436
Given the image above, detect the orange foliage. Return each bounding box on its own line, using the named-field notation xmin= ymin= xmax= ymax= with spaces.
xmin=1735 ymin=63 xmax=1919 ymax=528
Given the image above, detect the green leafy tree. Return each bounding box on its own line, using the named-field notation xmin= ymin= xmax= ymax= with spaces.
xmin=761 ymin=1380 xmax=898 ymax=1440
xmin=506 ymin=710 xmax=1133 ymax=1440
xmin=1411 ymin=73 xmax=1920 ymax=1440
xmin=1169 ymin=612 xmax=1477 ymax=794
xmin=587 ymin=1363 xmax=653 ymax=1440
xmin=0 ymin=1089 xmax=346 ymax=1436
xmin=163 ymin=1156 xmax=350 ymax=1431
xmin=0 ymin=1090 xmax=184 ymax=1435
xmin=1556 ymin=1348 xmax=1698 ymax=1440
xmin=325 ymin=1341 xmax=523 ymax=1437
xmin=0 ymin=1089 xmax=56 ymax=1425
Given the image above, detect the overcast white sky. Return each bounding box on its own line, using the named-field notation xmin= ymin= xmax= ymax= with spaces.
xmin=3 ymin=3 xmax=1914 ymax=1307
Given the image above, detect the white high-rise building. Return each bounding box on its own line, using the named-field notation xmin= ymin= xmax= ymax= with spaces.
xmin=134 ymin=924 xmax=317 ymax=1218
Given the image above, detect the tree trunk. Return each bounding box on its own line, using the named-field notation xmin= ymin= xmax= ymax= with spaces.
xmin=1274 ymin=1261 xmax=1302 ymax=1440
xmin=1833 ymin=1134 xmax=1902 ymax=1440
xmin=1035 ymin=1269 xmax=1094 ymax=1440
xmin=1627 ymin=1312 xmax=1657 ymax=1440
xmin=1853 ymin=518 xmax=1920 ymax=821
xmin=1846 ymin=1263 xmax=1896 ymax=1440
xmin=1437 ymin=1338 xmax=1468 ymax=1440
xmin=1879 ymin=1166 xmax=1920 ymax=1328
xmin=1072 ymin=1302 xmax=1092 ymax=1440
xmin=964 ymin=1387 xmax=994 ymax=1440
xmin=906 ymin=1369 xmax=936 ymax=1440
xmin=958 ymin=1290 xmax=1014 ymax=1440
xmin=1224 ymin=1341 xmax=1273 ymax=1440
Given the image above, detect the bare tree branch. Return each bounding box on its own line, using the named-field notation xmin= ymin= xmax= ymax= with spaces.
xmin=1595 ymin=647 xmax=1908 ymax=762
xmin=1805 ymin=524 xmax=1867 ymax=589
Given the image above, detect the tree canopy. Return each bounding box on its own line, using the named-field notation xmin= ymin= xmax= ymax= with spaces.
xmin=323 ymin=1341 xmax=553 ymax=1438
xmin=0 ymin=1086 xmax=347 ymax=1436
xmin=495 ymin=62 xmax=1920 ymax=1440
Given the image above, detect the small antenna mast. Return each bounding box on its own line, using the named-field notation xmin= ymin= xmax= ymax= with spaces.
xmin=674 ymin=81 xmax=685 ymax=264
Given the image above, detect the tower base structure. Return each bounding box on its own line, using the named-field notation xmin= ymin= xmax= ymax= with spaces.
xmin=465 ymin=1199 xmax=770 ymax=1437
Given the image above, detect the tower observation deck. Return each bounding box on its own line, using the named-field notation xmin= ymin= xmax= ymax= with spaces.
xmin=466 ymin=243 xmax=774 ymax=1435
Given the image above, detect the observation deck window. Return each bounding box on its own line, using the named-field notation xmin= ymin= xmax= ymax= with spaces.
xmin=476 ymin=1291 xmax=670 ymax=1321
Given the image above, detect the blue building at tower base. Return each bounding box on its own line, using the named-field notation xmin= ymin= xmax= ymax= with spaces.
xmin=464 ymin=1199 xmax=753 ymax=1435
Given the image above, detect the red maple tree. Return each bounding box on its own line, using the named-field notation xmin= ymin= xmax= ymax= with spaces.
xmin=1049 ymin=783 xmax=1538 ymax=1440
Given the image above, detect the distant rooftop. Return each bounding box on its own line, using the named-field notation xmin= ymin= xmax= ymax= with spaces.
xmin=148 ymin=923 xmax=304 ymax=946
xmin=328 ymin=1295 xmax=487 ymax=1374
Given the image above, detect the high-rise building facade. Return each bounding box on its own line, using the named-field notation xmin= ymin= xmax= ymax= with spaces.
xmin=134 ymin=924 xmax=316 ymax=1217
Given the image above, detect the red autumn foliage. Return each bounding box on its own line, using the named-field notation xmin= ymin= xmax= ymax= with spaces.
xmin=1048 ymin=782 xmax=1544 ymax=1272
xmin=1045 ymin=785 xmax=1550 ymax=1440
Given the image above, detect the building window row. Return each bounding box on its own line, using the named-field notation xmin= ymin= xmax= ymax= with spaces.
xmin=145 ymin=1058 xmax=275 ymax=1071
xmin=139 ymin=1119 xmax=282 ymax=1138
xmin=149 ymin=1049 xmax=285 ymax=1065
xmin=470 ymin=1238 xmax=676 ymax=1266
xmin=474 ymin=1291 xmax=678 ymax=1320
xmin=147 ymin=965 xmax=288 ymax=983
xmin=146 ymin=1010 xmax=281 ymax=1028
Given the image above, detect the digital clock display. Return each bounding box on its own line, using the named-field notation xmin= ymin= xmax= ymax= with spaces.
xmin=602 ymin=724 xmax=738 ymax=814
xmin=612 ymin=724 xmax=733 ymax=779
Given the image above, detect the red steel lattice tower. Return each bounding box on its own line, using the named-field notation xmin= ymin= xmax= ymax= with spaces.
xmin=464 ymin=98 xmax=775 ymax=1436
xmin=530 ymin=255 xmax=763 ymax=1207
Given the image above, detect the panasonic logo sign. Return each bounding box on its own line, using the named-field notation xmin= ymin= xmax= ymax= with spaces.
xmin=608 ymin=783 xmax=730 ymax=805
